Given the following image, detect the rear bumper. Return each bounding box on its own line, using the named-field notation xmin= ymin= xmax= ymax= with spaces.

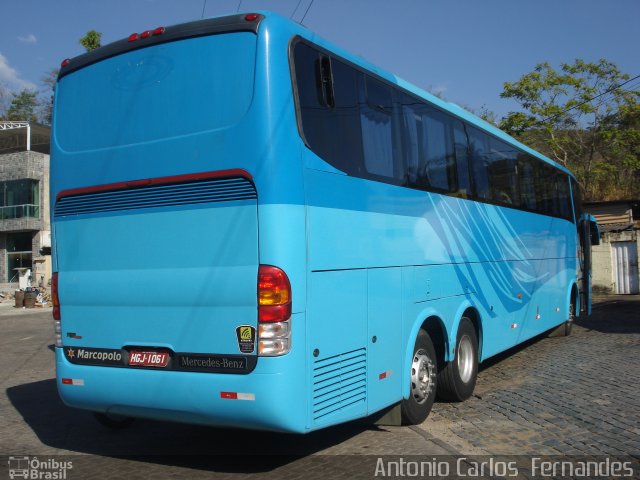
xmin=55 ymin=347 xmax=308 ymax=433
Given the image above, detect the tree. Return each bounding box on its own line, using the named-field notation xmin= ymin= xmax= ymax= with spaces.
xmin=80 ymin=30 xmax=102 ymax=52
xmin=38 ymin=68 xmax=58 ymax=125
xmin=0 ymin=83 xmax=10 ymax=118
xmin=6 ymin=89 xmax=38 ymax=123
xmin=498 ymin=59 xmax=640 ymax=200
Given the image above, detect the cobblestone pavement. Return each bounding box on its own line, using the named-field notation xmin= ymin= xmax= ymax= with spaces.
xmin=1 ymin=295 xmax=639 ymax=479
xmin=0 ymin=303 xmax=449 ymax=480
xmin=425 ymin=295 xmax=640 ymax=457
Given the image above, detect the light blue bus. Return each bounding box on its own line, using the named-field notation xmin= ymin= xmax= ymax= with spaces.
xmin=51 ymin=12 xmax=598 ymax=433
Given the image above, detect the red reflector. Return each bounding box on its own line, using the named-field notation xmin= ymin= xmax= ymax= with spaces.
xmin=221 ymin=392 xmax=238 ymax=400
xmin=153 ymin=27 xmax=166 ymax=35
xmin=140 ymin=30 xmax=152 ymax=39
xmin=61 ymin=378 xmax=72 ymax=385
xmin=61 ymin=59 xmax=71 ymax=68
xmin=128 ymin=33 xmax=139 ymax=42
xmin=245 ymin=13 xmax=259 ymax=21
xmin=52 ymin=272 xmax=60 ymax=321
xmin=258 ymin=304 xmax=292 ymax=323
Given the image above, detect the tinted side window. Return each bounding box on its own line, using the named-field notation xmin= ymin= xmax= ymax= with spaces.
xmin=518 ymin=154 xmax=538 ymax=211
xmin=487 ymin=138 xmax=519 ymax=206
xmin=453 ymin=122 xmax=471 ymax=197
xmin=554 ymin=173 xmax=572 ymax=220
xmin=468 ymin=127 xmax=491 ymax=200
xmin=293 ymin=42 xmax=364 ymax=175
xmin=570 ymin=176 xmax=582 ymax=223
xmin=536 ymin=162 xmax=557 ymax=216
xmin=400 ymin=95 xmax=456 ymax=192
xmin=359 ymin=75 xmax=399 ymax=180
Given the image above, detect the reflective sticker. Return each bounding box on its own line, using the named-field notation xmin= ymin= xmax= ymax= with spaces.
xmin=236 ymin=325 xmax=256 ymax=354
xmin=61 ymin=378 xmax=84 ymax=386
xmin=220 ymin=391 xmax=255 ymax=401
xmin=378 ymin=370 xmax=393 ymax=380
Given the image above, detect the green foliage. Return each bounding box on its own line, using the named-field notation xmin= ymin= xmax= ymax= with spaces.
xmin=498 ymin=59 xmax=640 ymax=200
xmin=5 ymin=89 xmax=38 ymax=123
xmin=80 ymin=30 xmax=102 ymax=52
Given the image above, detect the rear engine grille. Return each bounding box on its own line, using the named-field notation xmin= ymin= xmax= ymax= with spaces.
xmin=55 ymin=177 xmax=256 ymax=217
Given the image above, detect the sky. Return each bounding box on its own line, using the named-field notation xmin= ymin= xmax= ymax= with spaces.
xmin=1 ymin=0 xmax=638 ymax=119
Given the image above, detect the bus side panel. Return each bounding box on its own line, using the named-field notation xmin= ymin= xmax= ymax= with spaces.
xmin=367 ymin=267 xmax=403 ymax=414
xmin=307 ymin=270 xmax=368 ymax=428
xmin=517 ymin=218 xmax=577 ymax=342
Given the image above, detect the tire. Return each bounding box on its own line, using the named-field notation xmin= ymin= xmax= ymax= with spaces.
xmin=437 ymin=317 xmax=478 ymax=402
xmin=401 ymin=330 xmax=438 ymax=425
xmin=548 ymin=298 xmax=575 ymax=337
xmin=93 ymin=412 xmax=135 ymax=429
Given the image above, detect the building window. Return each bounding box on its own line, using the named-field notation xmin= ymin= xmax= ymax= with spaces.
xmin=7 ymin=232 xmax=33 ymax=282
xmin=0 ymin=180 xmax=40 ymax=219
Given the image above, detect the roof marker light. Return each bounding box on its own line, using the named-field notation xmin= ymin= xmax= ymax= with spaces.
xmin=61 ymin=59 xmax=71 ymax=68
xmin=245 ymin=13 xmax=259 ymax=21
xmin=128 ymin=33 xmax=139 ymax=42
xmin=140 ymin=30 xmax=153 ymax=39
xmin=152 ymin=27 xmax=166 ymax=36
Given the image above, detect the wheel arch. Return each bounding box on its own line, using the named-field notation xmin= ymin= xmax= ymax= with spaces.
xmin=566 ymin=281 xmax=579 ymax=320
xmin=449 ymin=301 xmax=483 ymax=363
xmin=403 ymin=307 xmax=448 ymax=400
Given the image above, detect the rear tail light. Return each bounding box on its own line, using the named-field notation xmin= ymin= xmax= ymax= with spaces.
xmin=257 ymin=265 xmax=291 ymax=356
xmin=52 ymin=272 xmax=62 ymax=347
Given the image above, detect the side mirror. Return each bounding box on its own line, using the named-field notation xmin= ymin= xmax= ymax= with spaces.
xmin=588 ymin=216 xmax=600 ymax=246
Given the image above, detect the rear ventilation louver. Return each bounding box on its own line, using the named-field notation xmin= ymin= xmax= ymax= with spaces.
xmin=55 ymin=177 xmax=256 ymax=217
xmin=312 ymin=348 xmax=366 ymax=421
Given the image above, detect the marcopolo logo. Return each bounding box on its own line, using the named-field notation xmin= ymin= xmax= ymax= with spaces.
xmin=65 ymin=347 xmax=123 ymax=366
xmin=8 ymin=456 xmax=72 ymax=479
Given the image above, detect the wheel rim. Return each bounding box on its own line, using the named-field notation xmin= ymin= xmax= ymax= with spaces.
xmin=410 ymin=348 xmax=435 ymax=404
xmin=457 ymin=334 xmax=475 ymax=384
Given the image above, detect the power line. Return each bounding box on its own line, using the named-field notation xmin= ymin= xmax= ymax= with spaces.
xmin=201 ymin=0 xmax=207 ymax=18
xmin=534 ymin=73 xmax=640 ymax=126
xmin=237 ymin=0 xmax=243 ymax=13
xmin=300 ymin=0 xmax=315 ymax=24
xmin=290 ymin=0 xmax=303 ymax=19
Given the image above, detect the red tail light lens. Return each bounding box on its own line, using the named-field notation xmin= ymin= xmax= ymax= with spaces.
xmin=258 ymin=265 xmax=291 ymax=323
xmin=52 ymin=272 xmax=60 ymax=320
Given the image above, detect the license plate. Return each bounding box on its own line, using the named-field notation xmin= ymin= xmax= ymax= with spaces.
xmin=128 ymin=351 xmax=169 ymax=368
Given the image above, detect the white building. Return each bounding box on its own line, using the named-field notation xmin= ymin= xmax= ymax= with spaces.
xmin=586 ymin=200 xmax=639 ymax=295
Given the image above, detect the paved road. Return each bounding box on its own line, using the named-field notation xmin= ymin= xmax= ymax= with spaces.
xmin=1 ymin=295 xmax=639 ymax=478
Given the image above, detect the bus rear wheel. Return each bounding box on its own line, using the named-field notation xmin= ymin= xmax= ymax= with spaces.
xmin=94 ymin=412 xmax=135 ymax=429
xmin=548 ymin=299 xmax=575 ymax=337
xmin=401 ymin=330 xmax=437 ymax=425
xmin=437 ymin=317 xmax=478 ymax=402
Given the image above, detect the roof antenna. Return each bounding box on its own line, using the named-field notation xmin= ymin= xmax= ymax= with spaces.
xmin=201 ymin=0 xmax=207 ymax=18
xmin=236 ymin=0 xmax=243 ymax=13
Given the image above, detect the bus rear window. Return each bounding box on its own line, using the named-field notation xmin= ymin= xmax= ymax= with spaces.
xmin=55 ymin=32 xmax=256 ymax=151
